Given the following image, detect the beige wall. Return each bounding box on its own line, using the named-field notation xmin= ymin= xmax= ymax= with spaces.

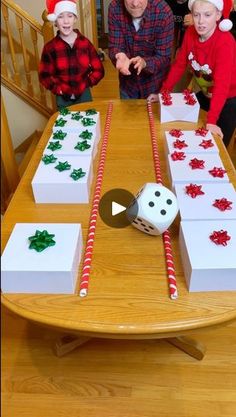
xmin=2 ymin=87 xmax=47 ymax=149
xmin=14 ymin=0 xmax=45 ymax=23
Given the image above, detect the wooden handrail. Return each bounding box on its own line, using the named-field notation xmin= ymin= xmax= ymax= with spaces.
xmin=1 ymin=0 xmax=43 ymax=33
xmin=1 ymin=0 xmax=56 ymax=115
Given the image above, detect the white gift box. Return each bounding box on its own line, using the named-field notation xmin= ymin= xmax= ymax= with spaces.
xmin=175 ymin=183 xmax=236 ymax=221
xmin=32 ymin=155 xmax=93 ymax=204
xmin=45 ymin=132 xmax=97 ymax=158
xmin=159 ymin=93 xmax=200 ymax=123
xmin=53 ymin=110 xmax=100 ymax=142
xmin=165 ymin=130 xmax=219 ymax=155
xmin=1 ymin=223 xmax=83 ymax=294
xmin=167 ymin=153 xmax=229 ymax=186
xmin=179 ymin=220 xmax=236 ymax=292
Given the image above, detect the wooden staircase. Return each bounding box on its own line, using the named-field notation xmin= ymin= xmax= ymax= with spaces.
xmin=1 ymin=0 xmax=56 ymax=117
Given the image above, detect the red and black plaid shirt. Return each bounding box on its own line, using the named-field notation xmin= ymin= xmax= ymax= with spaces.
xmin=108 ymin=0 xmax=174 ymax=98
xmin=39 ymin=30 xmax=104 ymax=97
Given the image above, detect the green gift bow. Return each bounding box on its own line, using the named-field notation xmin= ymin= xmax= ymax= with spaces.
xmin=28 ymin=230 xmax=56 ymax=252
xmin=85 ymin=109 xmax=97 ymax=115
xmin=47 ymin=141 xmax=62 ymax=151
xmin=52 ymin=130 xmax=67 ymax=140
xmin=82 ymin=118 xmax=96 ymax=127
xmin=74 ymin=140 xmax=91 ymax=151
xmin=71 ymin=112 xmax=83 ymax=121
xmin=42 ymin=154 xmax=57 ymax=164
xmin=79 ymin=130 xmax=93 ymax=140
xmin=70 ymin=168 xmax=86 ymax=181
xmin=55 ymin=117 xmax=67 ymax=127
xmin=59 ymin=107 xmax=71 ymax=116
xmin=55 ymin=161 xmax=71 ymax=172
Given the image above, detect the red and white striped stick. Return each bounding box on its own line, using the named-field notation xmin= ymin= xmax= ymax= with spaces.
xmin=79 ymin=102 xmax=113 ymax=297
xmin=147 ymin=101 xmax=178 ymax=299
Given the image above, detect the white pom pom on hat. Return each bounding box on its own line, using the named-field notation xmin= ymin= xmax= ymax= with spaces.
xmin=46 ymin=0 xmax=78 ymax=22
xmin=188 ymin=0 xmax=233 ymax=31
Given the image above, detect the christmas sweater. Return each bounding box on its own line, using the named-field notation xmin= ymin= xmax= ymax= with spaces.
xmin=162 ymin=26 xmax=236 ymax=124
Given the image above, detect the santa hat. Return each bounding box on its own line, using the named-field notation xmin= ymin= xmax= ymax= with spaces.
xmin=188 ymin=0 xmax=233 ymax=31
xmin=46 ymin=0 xmax=78 ymax=22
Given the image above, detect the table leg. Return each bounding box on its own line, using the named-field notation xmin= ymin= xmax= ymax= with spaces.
xmin=53 ymin=335 xmax=91 ymax=357
xmin=166 ymin=336 xmax=206 ymax=360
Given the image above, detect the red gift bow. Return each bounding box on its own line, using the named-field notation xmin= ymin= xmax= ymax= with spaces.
xmin=173 ymin=139 xmax=188 ymax=149
xmin=195 ymin=127 xmax=208 ymax=137
xmin=209 ymin=167 xmax=227 ymax=177
xmin=169 ymin=129 xmax=184 ymax=138
xmin=182 ymin=89 xmax=197 ymax=105
xmin=199 ymin=139 xmax=214 ymax=149
xmin=183 ymin=88 xmax=192 ymax=97
xmin=161 ymin=89 xmax=172 ymax=105
xmin=212 ymin=198 xmax=233 ymax=211
xmin=185 ymin=183 xmax=205 ymax=198
xmin=171 ymin=151 xmax=186 ymax=161
xmin=189 ymin=158 xmax=205 ymax=169
xmin=209 ymin=230 xmax=231 ymax=246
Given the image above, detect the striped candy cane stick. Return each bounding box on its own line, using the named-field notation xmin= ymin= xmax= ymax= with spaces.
xmin=147 ymin=101 xmax=178 ymax=300
xmin=79 ymin=102 xmax=113 ymax=297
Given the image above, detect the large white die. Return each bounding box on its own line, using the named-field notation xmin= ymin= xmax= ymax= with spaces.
xmin=159 ymin=93 xmax=200 ymax=123
xmin=1 ymin=223 xmax=83 ymax=294
xmin=128 ymin=183 xmax=179 ymax=235
xmin=32 ymin=155 xmax=93 ymax=204
xmin=179 ymin=220 xmax=236 ymax=292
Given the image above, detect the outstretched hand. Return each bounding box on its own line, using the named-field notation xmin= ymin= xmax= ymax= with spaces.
xmin=147 ymin=93 xmax=159 ymax=103
xmin=115 ymin=53 xmax=147 ymax=76
xmin=129 ymin=56 xmax=146 ymax=75
xmin=115 ymin=52 xmax=131 ymax=75
xmin=206 ymin=123 xmax=223 ymax=139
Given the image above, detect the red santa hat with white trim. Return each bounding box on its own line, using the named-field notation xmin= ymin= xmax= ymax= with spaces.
xmin=46 ymin=0 xmax=78 ymax=22
xmin=188 ymin=0 xmax=233 ymax=31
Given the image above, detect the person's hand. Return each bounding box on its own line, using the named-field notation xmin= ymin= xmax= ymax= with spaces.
xmin=115 ymin=52 xmax=131 ymax=75
xmin=206 ymin=123 xmax=223 ymax=139
xmin=183 ymin=14 xmax=193 ymax=26
xmin=129 ymin=56 xmax=146 ymax=75
xmin=147 ymin=93 xmax=159 ymax=103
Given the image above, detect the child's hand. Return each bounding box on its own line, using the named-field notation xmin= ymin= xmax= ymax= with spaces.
xmin=147 ymin=94 xmax=159 ymax=103
xmin=206 ymin=123 xmax=223 ymax=139
xmin=183 ymin=14 xmax=193 ymax=27
xmin=115 ymin=53 xmax=131 ymax=75
xmin=129 ymin=56 xmax=146 ymax=75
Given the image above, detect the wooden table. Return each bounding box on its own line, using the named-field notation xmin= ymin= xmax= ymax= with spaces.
xmin=2 ymin=99 xmax=236 ymax=359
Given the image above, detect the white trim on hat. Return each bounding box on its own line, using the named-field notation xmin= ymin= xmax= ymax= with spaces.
xmin=47 ymin=1 xmax=78 ymax=22
xmin=188 ymin=0 xmax=223 ymax=11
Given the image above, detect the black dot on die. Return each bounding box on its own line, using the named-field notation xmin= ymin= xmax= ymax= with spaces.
xmin=149 ymin=201 xmax=154 ymax=207
xmin=155 ymin=191 xmax=161 ymax=197
xmin=160 ymin=209 xmax=166 ymax=215
xmin=166 ymin=199 xmax=172 ymax=205
xmin=144 ymin=228 xmax=150 ymax=233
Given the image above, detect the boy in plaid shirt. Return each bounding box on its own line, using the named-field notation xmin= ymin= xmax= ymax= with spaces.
xmin=39 ymin=0 xmax=104 ymax=108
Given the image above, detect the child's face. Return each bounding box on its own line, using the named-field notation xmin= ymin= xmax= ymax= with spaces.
xmin=56 ymin=12 xmax=77 ymax=37
xmin=192 ymin=1 xmax=221 ymax=41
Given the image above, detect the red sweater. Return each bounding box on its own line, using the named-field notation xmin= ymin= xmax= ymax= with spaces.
xmin=162 ymin=26 xmax=236 ymax=124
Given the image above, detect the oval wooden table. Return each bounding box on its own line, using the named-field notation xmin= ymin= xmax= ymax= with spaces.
xmin=2 ymin=99 xmax=236 ymax=359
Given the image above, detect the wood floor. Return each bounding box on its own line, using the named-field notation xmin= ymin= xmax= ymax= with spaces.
xmin=2 ymin=306 xmax=236 ymax=417
xmin=2 ymin=57 xmax=236 ymax=417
